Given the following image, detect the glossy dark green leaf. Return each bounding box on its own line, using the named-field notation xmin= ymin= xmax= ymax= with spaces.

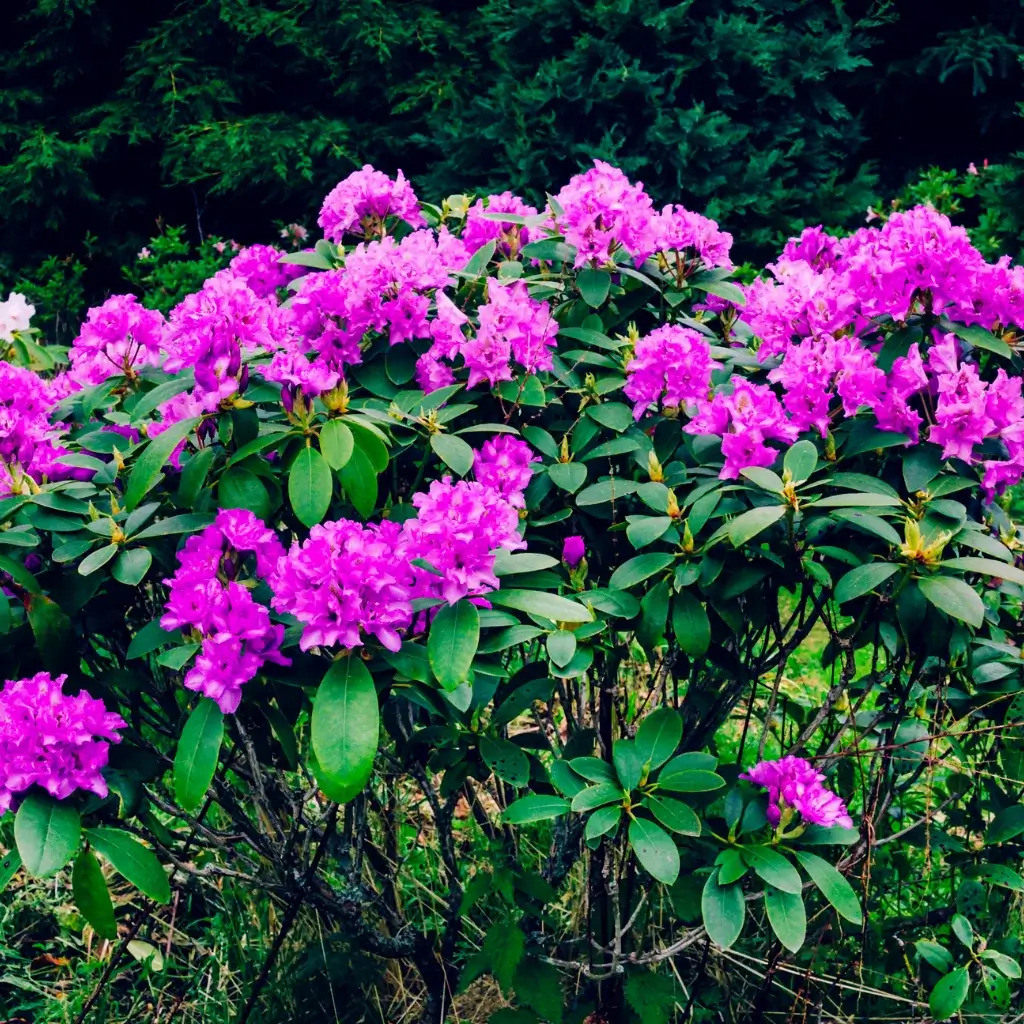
xmin=72 ymin=848 xmax=117 ymax=939
xmin=15 ymin=793 xmax=81 ymax=877
xmin=702 ymin=868 xmax=745 ymax=948
xmin=628 ymin=817 xmax=679 ymax=884
xmin=764 ymin=884 xmax=806 ymax=952
xmin=288 ymin=445 xmax=333 ymax=527
xmin=311 ymin=657 xmax=379 ymax=803
xmin=87 ymin=827 xmax=170 ymax=904
xmin=428 ymin=599 xmax=480 ymax=690
xmin=173 ymin=699 xmax=224 ymax=812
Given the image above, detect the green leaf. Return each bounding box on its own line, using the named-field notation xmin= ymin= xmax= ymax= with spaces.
xmin=609 ymin=552 xmax=675 ymax=589
xmin=647 ymin=797 xmax=701 ymax=836
xmin=489 ymin=589 xmax=592 ymax=623
xmin=980 ymin=949 xmax=1022 ymax=979
xmin=810 ymin=492 xmax=902 ymax=508
xmin=319 ymin=419 xmax=355 ymax=470
xmin=514 ymin=959 xmax=564 ymax=1023
xmin=479 ymin=736 xmax=529 ymax=788
xmin=671 ymin=591 xmax=711 ymax=657
xmin=784 ymin=440 xmax=819 ymax=483
xmin=915 ymin=940 xmax=954 ymax=972
xmin=945 ymin=320 xmax=1012 ymax=357
xmin=218 ymin=466 xmax=270 ymax=521
xmin=587 ymin=402 xmax=633 ymax=432
xmin=570 ymin=757 xmax=617 ymax=783
xmin=628 ymin=817 xmax=680 ymax=884
xmin=627 ymin=516 xmax=674 ymax=549
xmin=939 ymin=556 xmax=1024 ymax=586
xmin=338 ymin=445 xmax=378 ymax=519
xmin=792 ymin=850 xmax=863 ymax=924
xmin=929 ymin=967 xmax=969 ymax=1021
xmin=951 ymin=913 xmax=974 ymax=949
xmin=288 ymin=446 xmax=333 ymax=527
xmin=577 ymin=268 xmax=611 ymax=307
xmin=111 ymin=547 xmax=153 ymax=586
xmin=124 ymin=418 xmax=200 ymax=511
xmin=973 ymin=863 xmax=1024 ymax=891
xmin=173 ymin=699 xmax=224 ymax=813
xmin=987 ymin=805 xmax=1024 ymax=844
xmin=657 ymin=760 xmax=725 ymax=793
xmin=548 ymin=461 xmax=587 ymax=493
xmin=634 ymin=708 xmax=682 ymax=771
xmin=742 ymin=846 xmax=802 ymax=894
xmin=624 ymin=971 xmax=678 ymax=1024
xmin=131 ymin=513 xmax=216 ymax=540
xmin=72 ymin=849 xmax=117 ymax=940
xmin=918 ymin=575 xmax=985 ymax=628
xmin=613 ymin=739 xmax=647 ymax=790
xmin=546 ymin=629 xmax=577 ymax=667
xmin=27 ymin=594 xmax=74 ymax=674
xmin=428 ymin=599 xmax=480 ymax=690
xmin=727 ymin=505 xmax=786 ymax=546
xmin=834 ymin=562 xmax=900 ymax=604
xmin=503 ymin=795 xmax=570 ymax=824
xmin=572 ymin=782 xmax=624 ymax=812
xmin=691 ymin=276 xmax=746 ymax=306
xmin=15 ymin=794 xmax=81 ymax=878
xmin=87 ymin=827 xmax=170 ymax=904
xmin=78 ymin=543 xmax=118 ymax=576
xmin=764 ymin=884 xmax=806 ymax=953
xmin=430 ymin=433 xmax=475 ymax=476
xmin=585 ymin=804 xmax=622 ymax=841
xmin=311 ymin=657 xmax=379 ymax=803
xmin=702 ymin=869 xmax=745 ymax=948
xmin=0 ymin=848 xmax=21 ymax=891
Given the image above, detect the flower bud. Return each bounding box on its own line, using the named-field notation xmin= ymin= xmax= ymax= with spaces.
xmin=562 ymin=536 xmax=586 ymax=569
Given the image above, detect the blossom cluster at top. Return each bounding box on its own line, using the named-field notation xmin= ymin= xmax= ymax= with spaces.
xmin=3 ymin=159 xmax=1024 ymax=499
xmin=741 ymin=755 xmax=853 ymax=829
xmin=164 ymin=436 xmax=536 ymax=712
xmin=0 ymin=672 xmax=125 ymax=816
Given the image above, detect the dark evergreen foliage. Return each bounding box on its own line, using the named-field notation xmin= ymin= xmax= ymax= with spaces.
xmin=1 ymin=0 xmax=1023 ymax=287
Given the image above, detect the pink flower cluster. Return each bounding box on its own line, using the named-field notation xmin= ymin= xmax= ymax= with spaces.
xmin=551 ymin=161 xmax=732 ymax=272
xmin=67 ymin=294 xmax=166 ymax=386
xmin=271 ymin=439 xmax=529 ymax=653
xmin=734 ymin=207 xmax=1024 ymax=493
xmin=416 ymin=280 xmax=557 ymax=392
xmin=472 ymin=434 xmax=539 ymax=508
xmin=685 ymin=379 xmax=799 ymax=480
xmin=625 ymin=325 xmax=721 ymax=420
xmin=270 ymin=229 xmax=467 ymax=398
xmin=654 ymin=205 xmax=734 ymax=271
xmin=318 ymin=165 xmax=425 ymax=242
xmin=463 ymin=192 xmax=539 ymax=260
xmin=227 ymin=244 xmax=305 ymax=300
xmin=741 ymin=755 xmax=853 ymax=829
xmin=553 ymin=160 xmax=658 ymax=268
xmin=0 ymin=672 xmax=125 ymax=815
xmin=0 ymin=362 xmax=78 ymax=496
xmin=161 ymin=509 xmax=289 ymax=714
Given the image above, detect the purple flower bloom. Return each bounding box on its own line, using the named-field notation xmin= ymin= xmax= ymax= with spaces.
xmin=0 ymin=672 xmax=125 ymax=816
xmin=741 ymin=755 xmax=853 ymax=829
xmin=67 ymin=294 xmax=166 ymax=386
xmin=624 ymin=325 xmax=721 ymax=420
xmin=472 ymin=435 xmax=538 ymax=508
xmin=562 ymin=536 xmax=586 ymax=569
xmin=318 ymin=165 xmax=425 ymax=242
xmin=552 ymin=160 xmax=658 ymax=267
xmin=161 ymin=509 xmax=289 ymax=714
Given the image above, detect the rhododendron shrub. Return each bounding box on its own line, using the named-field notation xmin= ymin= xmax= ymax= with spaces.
xmin=2 ymin=163 xmax=1024 ymax=1023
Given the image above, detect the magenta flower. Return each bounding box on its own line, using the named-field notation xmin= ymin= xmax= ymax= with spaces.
xmin=472 ymin=435 xmax=538 ymax=508
xmin=562 ymin=536 xmax=586 ymax=569
xmin=318 ymin=165 xmax=425 ymax=242
xmin=0 ymin=672 xmax=125 ymax=816
xmin=624 ymin=324 xmax=721 ymax=420
xmin=161 ymin=509 xmax=289 ymax=714
xmin=741 ymin=755 xmax=853 ymax=829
